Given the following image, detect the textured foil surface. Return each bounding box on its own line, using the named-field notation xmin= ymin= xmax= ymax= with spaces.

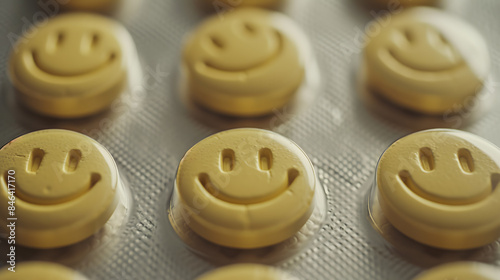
xmin=1 ymin=0 xmax=500 ymax=279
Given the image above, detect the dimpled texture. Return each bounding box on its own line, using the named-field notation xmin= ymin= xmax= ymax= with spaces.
xmin=0 ymin=262 xmax=89 ymax=280
xmin=175 ymin=128 xmax=315 ymax=248
xmin=9 ymin=13 xmax=130 ymax=118
xmin=196 ymin=264 xmax=298 ymax=280
xmin=1 ymin=1 xmax=500 ymax=280
xmin=377 ymin=129 xmax=500 ymax=250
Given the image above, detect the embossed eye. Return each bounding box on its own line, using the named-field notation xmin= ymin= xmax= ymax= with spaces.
xmin=258 ymin=148 xmax=273 ymax=171
xmin=220 ymin=149 xmax=235 ymax=172
xmin=28 ymin=148 xmax=45 ymax=173
xmin=458 ymin=148 xmax=474 ymax=173
xmin=64 ymin=149 xmax=82 ymax=173
xmin=419 ymin=147 xmax=435 ymax=172
xmin=210 ymin=35 xmax=225 ymax=49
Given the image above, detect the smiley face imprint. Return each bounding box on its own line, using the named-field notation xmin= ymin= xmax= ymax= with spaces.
xmin=377 ymin=129 xmax=500 ymax=250
xmin=175 ymin=128 xmax=316 ymax=249
xmin=364 ymin=7 xmax=490 ymax=114
xmin=183 ymin=8 xmax=305 ymax=117
xmin=9 ymin=13 xmax=132 ymax=118
xmin=0 ymin=129 xmax=119 ymax=248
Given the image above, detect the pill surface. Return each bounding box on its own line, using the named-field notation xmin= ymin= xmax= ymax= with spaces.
xmin=9 ymin=13 xmax=132 ymax=118
xmin=376 ymin=129 xmax=500 ymax=250
xmin=182 ymin=8 xmax=304 ymax=117
xmin=173 ymin=128 xmax=315 ymax=249
xmin=0 ymin=262 xmax=88 ymax=280
xmin=364 ymin=7 xmax=489 ymax=114
xmin=412 ymin=262 xmax=500 ymax=280
xmin=196 ymin=264 xmax=298 ymax=280
xmin=0 ymin=130 xmax=119 ymax=248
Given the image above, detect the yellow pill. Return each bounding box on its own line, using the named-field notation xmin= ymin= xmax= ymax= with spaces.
xmin=0 ymin=129 xmax=119 ymax=248
xmin=9 ymin=13 xmax=133 ymax=118
xmin=63 ymin=0 xmax=120 ymax=12
xmin=174 ymin=128 xmax=315 ymax=249
xmin=204 ymin=0 xmax=285 ymax=9
xmin=377 ymin=129 xmax=500 ymax=250
xmin=196 ymin=264 xmax=298 ymax=280
xmin=182 ymin=8 xmax=304 ymax=117
xmin=364 ymin=7 xmax=489 ymax=114
xmin=413 ymin=262 xmax=500 ymax=280
xmin=0 ymin=262 xmax=88 ymax=280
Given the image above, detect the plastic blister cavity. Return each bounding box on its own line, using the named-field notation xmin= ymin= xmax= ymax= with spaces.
xmin=167 ymin=128 xmax=326 ymax=264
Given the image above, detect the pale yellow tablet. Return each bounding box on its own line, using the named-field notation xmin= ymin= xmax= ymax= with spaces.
xmin=197 ymin=264 xmax=297 ymax=280
xmin=9 ymin=13 xmax=132 ymax=118
xmin=0 ymin=130 xmax=119 ymax=248
xmin=364 ymin=7 xmax=489 ymax=114
xmin=0 ymin=262 xmax=88 ymax=280
xmin=174 ymin=128 xmax=316 ymax=248
xmin=413 ymin=262 xmax=500 ymax=280
xmin=377 ymin=129 xmax=500 ymax=250
xmin=183 ymin=8 xmax=304 ymax=117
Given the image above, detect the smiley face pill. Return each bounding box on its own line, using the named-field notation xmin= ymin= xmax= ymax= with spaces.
xmin=196 ymin=264 xmax=298 ymax=280
xmin=412 ymin=262 xmax=500 ymax=280
xmin=0 ymin=130 xmax=119 ymax=248
xmin=364 ymin=7 xmax=490 ymax=114
xmin=182 ymin=8 xmax=305 ymax=117
xmin=376 ymin=129 xmax=500 ymax=250
xmin=0 ymin=262 xmax=88 ymax=280
xmin=172 ymin=128 xmax=316 ymax=249
xmin=9 ymin=13 xmax=133 ymax=118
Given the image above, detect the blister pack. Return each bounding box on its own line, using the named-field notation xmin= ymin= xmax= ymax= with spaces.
xmin=1 ymin=0 xmax=500 ymax=279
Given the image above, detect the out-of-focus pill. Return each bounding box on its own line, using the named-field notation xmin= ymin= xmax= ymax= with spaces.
xmin=196 ymin=264 xmax=298 ymax=280
xmin=376 ymin=129 xmax=500 ymax=250
xmin=174 ymin=128 xmax=315 ymax=249
xmin=364 ymin=7 xmax=489 ymax=114
xmin=63 ymin=0 xmax=120 ymax=12
xmin=0 ymin=262 xmax=88 ymax=280
xmin=204 ymin=0 xmax=285 ymax=9
xmin=182 ymin=8 xmax=304 ymax=117
xmin=412 ymin=262 xmax=500 ymax=280
xmin=0 ymin=130 xmax=119 ymax=248
xmin=9 ymin=13 xmax=133 ymax=118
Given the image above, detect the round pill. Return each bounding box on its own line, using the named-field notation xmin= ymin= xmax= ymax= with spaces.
xmin=196 ymin=264 xmax=297 ymax=280
xmin=182 ymin=8 xmax=304 ymax=117
xmin=364 ymin=7 xmax=489 ymax=114
xmin=174 ymin=128 xmax=315 ymax=249
xmin=0 ymin=129 xmax=119 ymax=248
xmin=64 ymin=0 xmax=119 ymax=12
xmin=0 ymin=262 xmax=88 ymax=280
xmin=204 ymin=0 xmax=285 ymax=9
xmin=9 ymin=13 xmax=132 ymax=118
xmin=376 ymin=129 xmax=500 ymax=250
xmin=412 ymin=262 xmax=500 ymax=280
